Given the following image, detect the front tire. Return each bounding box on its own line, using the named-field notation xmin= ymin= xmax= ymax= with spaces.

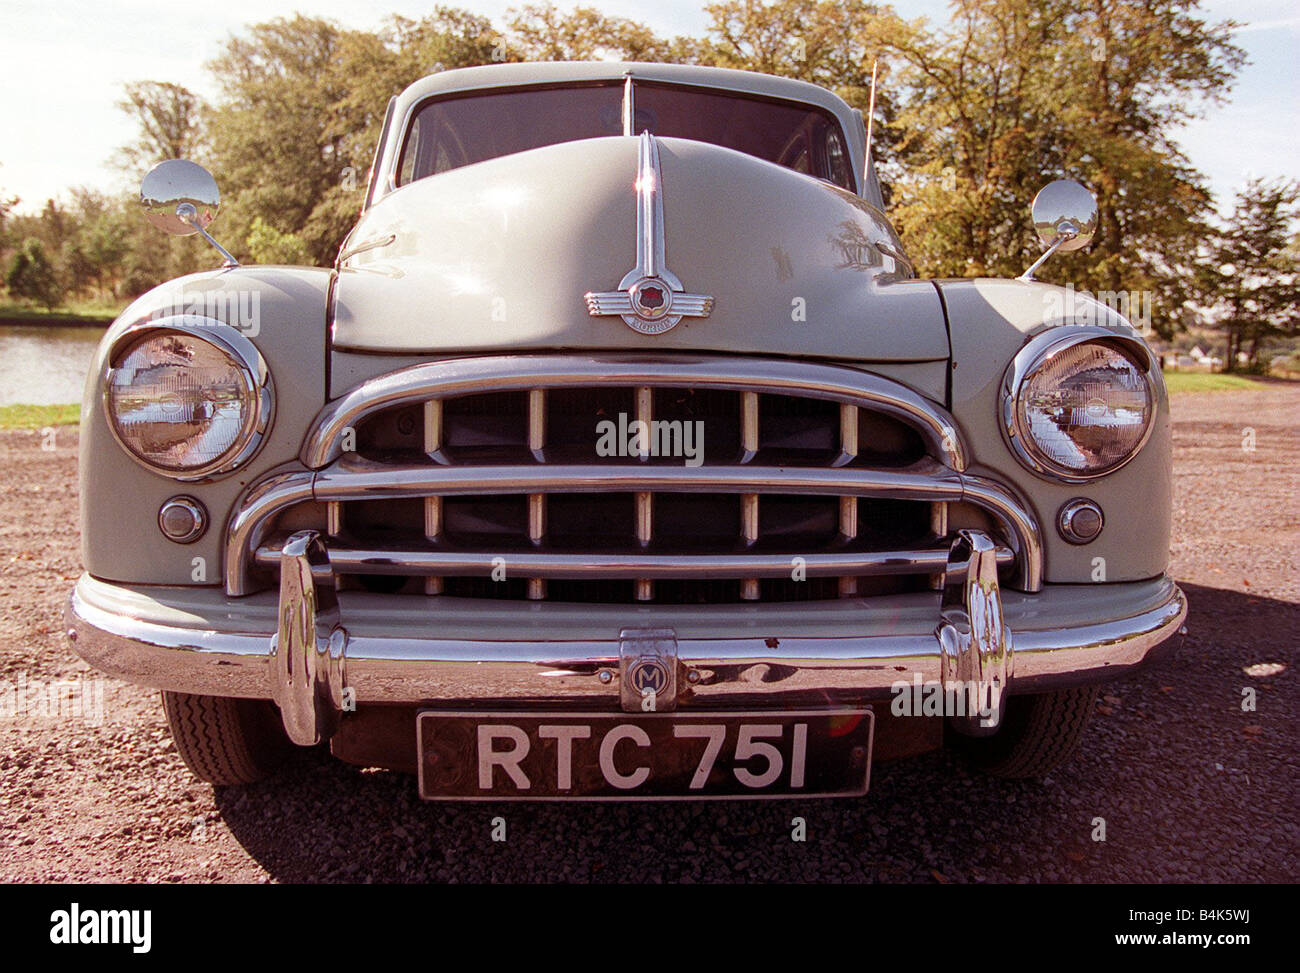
xmin=952 ymin=686 xmax=1099 ymax=778
xmin=162 ymin=691 xmax=292 ymax=785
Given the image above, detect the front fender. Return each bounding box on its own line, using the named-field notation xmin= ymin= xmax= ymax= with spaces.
xmin=937 ymin=278 xmax=1172 ymax=584
xmin=79 ymin=266 xmax=334 ymax=585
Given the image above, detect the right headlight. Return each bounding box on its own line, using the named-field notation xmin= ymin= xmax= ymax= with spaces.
xmin=103 ymin=319 xmax=272 ymax=480
xmin=1002 ymin=327 xmax=1156 ymax=482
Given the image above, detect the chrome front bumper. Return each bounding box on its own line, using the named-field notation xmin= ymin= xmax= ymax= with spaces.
xmin=66 ymin=530 xmax=1187 ymax=747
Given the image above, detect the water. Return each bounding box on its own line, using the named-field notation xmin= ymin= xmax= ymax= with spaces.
xmin=0 ymin=326 xmax=106 ymax=406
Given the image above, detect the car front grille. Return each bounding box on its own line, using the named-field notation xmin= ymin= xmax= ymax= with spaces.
xmin=227 ymin=355 xmax=1041 ymax=602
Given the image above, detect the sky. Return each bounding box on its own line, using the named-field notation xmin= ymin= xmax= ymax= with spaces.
xmin=0 ymin=0 xmax=1295 ymax=216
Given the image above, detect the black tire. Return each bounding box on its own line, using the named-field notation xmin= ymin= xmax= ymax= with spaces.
xmin=951 ymin=686 xmax=1099 ymax=779
xmin=161 ymin=691 xmax=292 ymax=785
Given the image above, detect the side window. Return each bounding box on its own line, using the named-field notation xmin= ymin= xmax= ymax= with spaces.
xmin=825 ymin=129 xmax=852 ymax=191
xmin=398 ymin=117 xmax=420 ymax=186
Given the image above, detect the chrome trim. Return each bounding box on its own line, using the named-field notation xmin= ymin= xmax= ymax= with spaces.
xmin=1000 ymin=325 xmax=1159 ymax=483
xmin=226 ymin=459 xmax=1043 ymax=595
xmin=739 ymin=391 xmax=759 ymax=463
xmin=621 ymin=75 xmax=634 ymax=137
xmin=423 ymin=399 xmax=444 ymax=596
xmin=875 ymin=241 xmax=914 ymax=275
xmin=225 ymin=471 xmax=316 ymax=595
xmin=740 ymin=389 xmax=761 ymax=600
xmin=310 ymin=458 xmax=961 ymax=499
xmin=634 ymin=385 xmax=654 ymax=601
xmin=956 ymin=474 xmax=1043 ymax=593
xmin=337 ymin=233 xmax=396 ymax=263
xmin=938 ymin=531 xmax=1013 ymax=736
xmin=1058 ymin=497 xmax=1104 ymax=544
xmin=300 ymin=354 xmax=969 ymax=471
xmin=743 ymin=390 xmax=759 ymax=600
xmin=269 ymin=531 xmax=346 ymax=746
xmin=66 ymin=570 xmax=1187 ymax=735
xmin=584 ymin=132 xmax=715 ymax=335
xmin=253 ymin=540 xmax=1016 ymax=580
xmin=838 ymin=403 xmax=859 ymax=597
xmin=103 ymin=316 xmax=274 ymax=482
xmin=619 ymin=627 xmax=677 ymax=712
xmin=527 ymin=388 xmax=547 ymax=600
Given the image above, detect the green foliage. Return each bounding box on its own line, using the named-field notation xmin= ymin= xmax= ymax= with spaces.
xmin=246 ymin=216 xmax=310 ymax=265
xmin=1201 ymin=178 xmax=1300 ymax=370
xmin=1162 ymin=371 xmax=1265 ymax=394
xmin=5 ymin=238 xmax=64 ymax=309
xmin=0 ymin=403 xmax=80 ymax=430
xmin=868 ymin=0 xmax=1245 ymax=337
xmin=6 ymin=0 xmax=1280 ymax=344
xmin=505 ymin=3 xmax=678 ymax=60
xmin=114 ymin=81 xmax=205 ymax=173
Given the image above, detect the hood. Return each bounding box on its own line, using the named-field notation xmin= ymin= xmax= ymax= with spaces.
xmin=332 ymin=135 xmax=949 ymax=362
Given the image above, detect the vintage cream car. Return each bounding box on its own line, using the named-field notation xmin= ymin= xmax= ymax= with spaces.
xmin=67 ymin=61 xmax=1186 ymax=798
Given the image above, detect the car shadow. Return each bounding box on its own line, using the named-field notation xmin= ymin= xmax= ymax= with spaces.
xmin=214 ymin=581 xmax=1298 ymax=883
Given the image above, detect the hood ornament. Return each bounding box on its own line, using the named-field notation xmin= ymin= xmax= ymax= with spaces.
xmin=585 ymin=132 xmax=714 ymax=335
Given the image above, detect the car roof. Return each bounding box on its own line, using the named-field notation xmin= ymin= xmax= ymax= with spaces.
xmin=394 ymin=61 xmax=859 ymax=122
xmin=376 ymin=61 xmax=868 ymax=198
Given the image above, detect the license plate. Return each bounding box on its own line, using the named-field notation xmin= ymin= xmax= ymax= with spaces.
xmin=416 ymin=709 xmax=873 ymax=800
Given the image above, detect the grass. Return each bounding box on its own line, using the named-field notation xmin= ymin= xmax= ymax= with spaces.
xmin=0 ymin=403 xmax=80 ymax=430
xmin=0 ymin=300 xmax=121 ymax=327
xmin=1163 ymin=371 xmax=1268 ymax=394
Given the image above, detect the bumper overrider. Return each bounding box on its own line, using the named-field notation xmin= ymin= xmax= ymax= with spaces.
xmin=66 ymin=528 xmax=1187 ymax=747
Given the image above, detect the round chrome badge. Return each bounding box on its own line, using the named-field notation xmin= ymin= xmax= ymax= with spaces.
xmin=628 ymin=277 xmax=673 ymax=321
xmin=627 ymin=658 xmax=671 ymax=697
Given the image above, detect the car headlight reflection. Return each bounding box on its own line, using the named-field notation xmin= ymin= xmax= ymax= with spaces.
xmin=104 ymin=322 xmax=271 ymax=479
xmin=1004 ymin=330 xmax=1156 ymax=481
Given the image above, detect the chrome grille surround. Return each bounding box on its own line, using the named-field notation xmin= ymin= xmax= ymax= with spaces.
xmin=225 ymin=354 xmax=1043 ymax=598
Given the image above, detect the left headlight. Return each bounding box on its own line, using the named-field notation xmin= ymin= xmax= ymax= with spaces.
xmin=104 ymin=320 xmax=272 ymax=479
xmin=1002 ymin=327 xmax=1156 ymax=482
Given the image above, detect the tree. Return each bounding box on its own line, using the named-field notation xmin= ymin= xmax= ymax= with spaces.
xmin=505 ymin=3 xmax=676 ymax=61
xmin=246 ymin=216 xmax=310 ymax=265
xmin=1203 ymin=178 xmax=1300 ymax=370
xmin=203 ymin=12 xmax=507 ymax=266
xmin=0 ymin=184 xmax=17 ymax=249
xmin=115 ymin=81 xmax=205 ymax=172
xmin=872 ymin=0 xmax=1243 ymax=337
xmin=6 ymin=238 xmax=64 ymax=309
xmin=697 ymin=1 xmax=904 ymax=198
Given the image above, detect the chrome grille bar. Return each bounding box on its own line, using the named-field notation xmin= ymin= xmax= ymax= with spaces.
xmin=929 ymin=501 xmax=948 ymax=590
xmin=838 ymin=403 xmax=859 ymax=597
xmin=423 ymin=400 xmax=444 ymax=595
xmin=301 ymin=355 xmax=969 ymax=471
xmin=254 ymin=541 xmax=1016 ymax=581
xmin=635 ymin=385 xmax=653 ymax=601
xmin=528 ymin=388 xmax=547 ymax=600
xmin=227 ymin=462 xmax=1042 ymax=595
xmin=228 ymin=356 xmax=1047 ymax=602
xmin=314 ymin=458 xmax=961 ymax=501
xmin=740 ymin=390 xmax=759 ymax=600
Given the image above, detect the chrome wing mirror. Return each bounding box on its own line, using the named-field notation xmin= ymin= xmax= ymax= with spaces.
xmin=140 ymin=159 xmax=239 ymax=267
xmin=1019 ymin=179 xmax=1097 ymax=281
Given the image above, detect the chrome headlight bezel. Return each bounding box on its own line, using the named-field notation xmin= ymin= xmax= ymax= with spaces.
xmin=1000 ymin=326 xmax=1158 ymax=483
xmin=102 ymin=317 xmax=273 ymax=481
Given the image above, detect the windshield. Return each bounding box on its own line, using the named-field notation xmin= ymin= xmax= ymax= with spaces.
xmin=395 ymin=81 xmax=855 ymax=191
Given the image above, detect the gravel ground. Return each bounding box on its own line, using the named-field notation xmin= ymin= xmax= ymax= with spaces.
xmin=1 ymin=383 xmax=1296 ymax=883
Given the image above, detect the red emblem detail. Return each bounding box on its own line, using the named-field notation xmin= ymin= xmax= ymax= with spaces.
xmin=638 ymin=286 xmax=665 ymax=310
